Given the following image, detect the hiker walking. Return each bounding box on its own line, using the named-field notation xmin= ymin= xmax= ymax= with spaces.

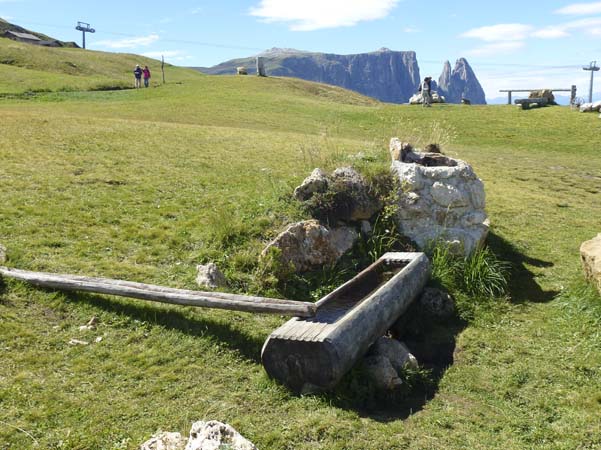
xmin=419 ymin=76 xmax=432 ymax=107
xmin=143 ymin=65 xmax=151 ymax=88
xmin=133 ymin=64 xmax=143 ymax=89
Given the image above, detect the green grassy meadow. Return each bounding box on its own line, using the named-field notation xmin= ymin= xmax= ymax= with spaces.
xmin=1 ymin=42 xmax=601 ymax=449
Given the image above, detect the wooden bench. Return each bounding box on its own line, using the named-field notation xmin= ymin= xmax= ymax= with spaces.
xmin=515 ymin=98 xmax=549 ymax=110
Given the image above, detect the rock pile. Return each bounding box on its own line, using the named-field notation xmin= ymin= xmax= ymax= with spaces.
xmin=263 ymin=167 xmax=380 ymax=273
xmin=390 ymin=138 xmax=489 ymax=255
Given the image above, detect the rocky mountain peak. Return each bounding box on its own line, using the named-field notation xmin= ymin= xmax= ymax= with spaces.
xmin=258 ymin=47 xmax=307 ymax=56
xmin=437 ymin=57 xmax=486 ymax=104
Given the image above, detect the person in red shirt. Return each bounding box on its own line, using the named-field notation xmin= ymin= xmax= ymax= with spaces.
xmin=143 ymin=66 xmax=151 ymax=88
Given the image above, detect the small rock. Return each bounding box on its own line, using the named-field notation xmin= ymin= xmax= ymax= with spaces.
xmin=330 ymin=167 xmax=381 ymax=221
xmin=363 ymin=355 xmax=403 ymax=390
xmin=581 ymin=233 xmax=601 ymax=294
xmin=68 ymin=339 xmax=89 ymax=346
xmin=195 ymin=263 xmax=227 ymax=289
xmin=370 ymin=336 xmax=418 ymax=372
xmin=140 ymin=431 xmax=187 ymax=450
xmin=185 ymin=420 xmax=257 ymax=450
xmin=418 ymin=287 xmax=455 ymax=319
xmin=95 ymin=336 xmax=103 ymax=343
xmin=0 ymin=244 xmax=6 ymax=264
xmin=293 ymin=168 xmax=328 ymax=201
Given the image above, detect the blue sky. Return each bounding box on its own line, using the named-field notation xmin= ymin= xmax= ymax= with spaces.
xmin=2 ymin=0 xmax=601 ymax=101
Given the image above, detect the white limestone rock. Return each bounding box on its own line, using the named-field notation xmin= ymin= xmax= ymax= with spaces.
xmin=261 ymin=220 xmax=358 ymax=273
xmin=195 ymin=263 xmax=227 ymax=289
xmin=581 ymin=233 xmax=601 ymax=295
xmin=140 ymin=431 xmax=187 ymax=450
xmin=293 ymin=168 xmax=328 ymax=201
xmin=390 ymin=138 xmax=489 ymax=256
xmin=185 ymin=421 xmax=257 ymax=450
xmin=0 ymin=244 xmax=6 ymax=264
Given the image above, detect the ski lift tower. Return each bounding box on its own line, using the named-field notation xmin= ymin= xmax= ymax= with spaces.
xmin=75 ymin=21 xmax=95 ymax=49
xmin=583 ymin=61 xmax=599 ymax=103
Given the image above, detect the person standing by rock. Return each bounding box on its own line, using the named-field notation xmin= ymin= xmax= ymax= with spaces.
xmin=133 ymin=64 xmax=143 ymax=89
xmin=419 ymin=76 xmax=432 ymax=107
xmin=142 ymin=65 xmax=151 ymax=88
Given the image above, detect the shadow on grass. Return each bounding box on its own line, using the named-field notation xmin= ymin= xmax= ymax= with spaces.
xmin=321 ymin=233 xmax=558 ymax=420
xmin=487 ymin=231 xmax=558 ymax=303
xmin=324 ymin=310 xmax=467 ymax=421
xmin=64 ymin=291 xmax=266 ymax=364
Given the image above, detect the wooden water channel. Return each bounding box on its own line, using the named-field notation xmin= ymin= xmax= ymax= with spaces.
xmin=0 ymin=252 xmax=430 ymax=392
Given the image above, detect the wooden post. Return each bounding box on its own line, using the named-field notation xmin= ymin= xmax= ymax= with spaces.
xmin=508 ymin=91 xmax=512 ymax=105
xmin=261 ymin=252 xmax=431 ymax=393
xmin=0 ymin=266 xmax=316 ymax=317
xmin=570 ymin=85 xmax=577 ymax=105
xmin=161 ymin=55 xmax=165 ymax=84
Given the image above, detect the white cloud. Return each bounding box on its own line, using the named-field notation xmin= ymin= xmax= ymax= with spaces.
xmin=190 ymin=7 xmax=203 ymax=14
xmin=93 ymin=34 xmax=159 ymax=49
xmin=555 ymin=1 xmax=601 ymax=15
xmin=465 ymin=41 xmax=525 ymax=57
xmin=461 ymin=23 xmax=533 ymax=41
xmin=531 ymin=26 xmax=571 ymax=38
xmin=530 ymin=17 xmax=601 ymax=38
xmin=250 ymin=0 xmax=400 ymax=31
xmin=403 ymin=26 xmax=419 ymax=33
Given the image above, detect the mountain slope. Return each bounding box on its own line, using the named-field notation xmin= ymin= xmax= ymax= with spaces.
xmin=198 ymin=47 xmax=421 ymax=103
xmin=0 ymin=36 xmax=201 ymax=94
xmin=0 ymin=17 xmax=78 ymax=47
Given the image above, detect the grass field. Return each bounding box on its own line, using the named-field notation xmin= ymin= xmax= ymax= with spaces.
xmin=1 ymin=44 xmax=601 ymax=449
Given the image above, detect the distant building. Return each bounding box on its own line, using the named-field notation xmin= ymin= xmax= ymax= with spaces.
xmin=2 ymin=30 xmax=62 ymax=47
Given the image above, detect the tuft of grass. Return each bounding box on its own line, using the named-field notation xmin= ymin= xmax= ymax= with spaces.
xmin=429 ymin=243 xmax=511 ymax=321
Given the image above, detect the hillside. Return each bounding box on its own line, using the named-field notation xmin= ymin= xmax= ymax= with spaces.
xmin=0 ymin=17 xmax=78 ymax=47
xmin=0 ymin=37 xmax=202 ymax=94
xmin=197 ymin=48 xmax=487 ymax=104
xmin=0 ymin=45 xmax=600 ymax=450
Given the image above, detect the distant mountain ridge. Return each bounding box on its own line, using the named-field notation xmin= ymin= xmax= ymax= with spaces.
xmin=196 ymin=48 xmax=486 ymax=104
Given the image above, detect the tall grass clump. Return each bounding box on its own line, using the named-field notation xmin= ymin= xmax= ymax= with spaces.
xmin=429 ymin=242 xmax=511 ymax=320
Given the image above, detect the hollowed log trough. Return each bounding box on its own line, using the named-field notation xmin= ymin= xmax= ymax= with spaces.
xmin=0 ymin=251 xmax=429 ymax=393
xmin=262 ymin=252 xmax=430 ymax=393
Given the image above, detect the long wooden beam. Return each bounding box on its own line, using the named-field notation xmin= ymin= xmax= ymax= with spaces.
xmin=0 ymin=266 xmax=316 ymax=317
